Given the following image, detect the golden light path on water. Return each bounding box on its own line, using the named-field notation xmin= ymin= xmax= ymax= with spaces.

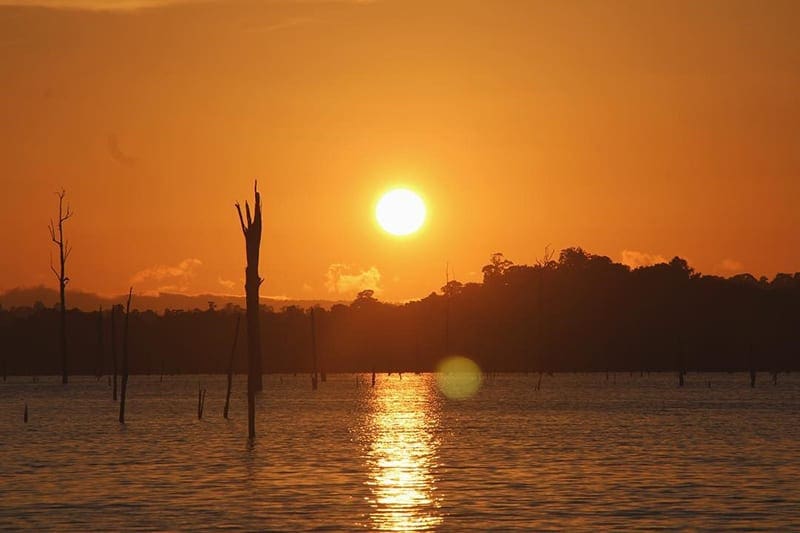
xmin=364 ymin=375 xmax=443 ymax=531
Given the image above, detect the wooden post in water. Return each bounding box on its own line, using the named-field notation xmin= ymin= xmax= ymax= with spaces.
xmin=311 ymin=308 xmax=318 ymax=391
xmin=24 ymin=402 xmax=28 ymax=423
xmin=748 ymin=343 xmax=756 ymax=388
xmin=197 ymin=385 xmax=207 ymax=419
xmin=118 ymin=288 xmax=132 ymax=424
xmin=95 ymin=306 xmax=103 ymax=380
xmin=224 ymin=314 xmax=241 ymax=419
xmin=372 ymin=369 xmax=376 ymax=388
xmin=236 ymin=181 xmax=264 ymax=439
xmin=111 ymin=304 xmax=118 ymax=401
xmin=318 ymin=308 xmax=326 ymax=384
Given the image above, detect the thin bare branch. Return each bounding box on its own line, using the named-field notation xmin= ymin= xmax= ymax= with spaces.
xmin=49 ymin=251 xmax=59 ymax=279
xmin=235 ymin=203 xmax=247 ymax=236
xmin=245 ymin=201 xmax=252 ymax=227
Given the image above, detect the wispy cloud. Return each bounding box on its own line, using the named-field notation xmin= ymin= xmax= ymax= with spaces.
xmin=324 ymin=263 xmax=381 ymax=295
xmin=0 ymin=0 xmax=194 ymax=10
xmin=242 ymin=16 xmax=316 ymax=33
xmin=0 ymin=0 xmax=377 ymax=10
xmin=620 ymin=250 xmax=667 ymax=269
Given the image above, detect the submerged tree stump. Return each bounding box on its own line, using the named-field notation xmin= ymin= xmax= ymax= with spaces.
xmin=236 ymin=182 xmax=264 ymax=439
xmin=198 ymin=385 xmax=207 ymax=419
xmin=119 ymin=288 xmax=133 ymax=424
xmin=311 ymin=308 xmax=318 ymax=391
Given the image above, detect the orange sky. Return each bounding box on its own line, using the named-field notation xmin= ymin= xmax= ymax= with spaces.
xmin=1 ymin=0 xmax=798 ymax=302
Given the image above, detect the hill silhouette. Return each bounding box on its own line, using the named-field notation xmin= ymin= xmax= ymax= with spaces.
xmin=0 ymin=286 xmax=344 ymax=314
xmin=1 ymin=247 xmax=798 ymax=376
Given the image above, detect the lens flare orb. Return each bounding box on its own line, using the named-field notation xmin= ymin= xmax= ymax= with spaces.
xmin=436 ymin=356 xmax=483 ymax=400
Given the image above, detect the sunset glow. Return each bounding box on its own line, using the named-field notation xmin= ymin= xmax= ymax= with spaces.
xmin=2 ymin=0 xmax=797 ymax=303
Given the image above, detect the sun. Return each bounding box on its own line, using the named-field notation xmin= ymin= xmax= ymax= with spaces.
xmin=376 ymin=188 xmax=426 ymax=236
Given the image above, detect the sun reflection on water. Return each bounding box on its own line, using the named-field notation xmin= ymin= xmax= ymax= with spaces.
xmin=364 ymin=375 xmax=443 ymax=531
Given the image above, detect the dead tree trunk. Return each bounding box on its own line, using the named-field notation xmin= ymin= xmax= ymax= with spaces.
xmin=48 ymin=189 xmax=73 ymax=385
xmin=311 ymin=308 xmax=318 ymax=391
xmin=118 ymin=288 xmax=133 ymax=424
xmin=224 ymin=314 xmax=241 ymax=419
xmin=95 ymin=306 xmax=103 ymax=380
xmin=236 ymin=182 xmax=264 ymax=439
xmin=111 ymin=304 xmax=118 ymax=401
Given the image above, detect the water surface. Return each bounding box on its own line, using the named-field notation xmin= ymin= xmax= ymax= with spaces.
xmin=1 ymin=372 xmax=799 ymax=530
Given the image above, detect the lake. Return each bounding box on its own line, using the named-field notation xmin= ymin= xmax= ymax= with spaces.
xmin=1 ymin=372 xmax=799 ymax=530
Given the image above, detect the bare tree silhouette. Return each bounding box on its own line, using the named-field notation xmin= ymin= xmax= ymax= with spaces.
xmin=119 ymin=288 xmax=133 ymax=424
xmin=236 ymin=181 xmax=263 ymax=439
xmin=48 ymin=189 xmax=73 ymax=384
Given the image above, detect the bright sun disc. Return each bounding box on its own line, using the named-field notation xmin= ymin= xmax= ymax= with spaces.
xmin=376 ymin=189 xmax=426 ymax=236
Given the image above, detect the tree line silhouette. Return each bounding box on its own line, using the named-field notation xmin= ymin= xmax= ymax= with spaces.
xmin=2 ymin=247 xmax=798 ymax=377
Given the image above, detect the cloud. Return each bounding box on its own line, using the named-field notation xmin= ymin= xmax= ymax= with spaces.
xmin=0 ymin=0 xmax=194 ymax=9
xmin=130 ymin=258 xmax=202 ymax=294
xmin=620 ymin=250 xmax=667 ymax=269
xmin=217 ymin=276 xmax=236 ymax=291
xmin=324 ymin=263 xmax=381 ymax=295
xmin=718 ymin=258 xmax=744 ymax=273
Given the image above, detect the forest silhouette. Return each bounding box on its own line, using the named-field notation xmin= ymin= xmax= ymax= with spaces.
xmin=1 ymin=247 xmax=798 ymax=376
